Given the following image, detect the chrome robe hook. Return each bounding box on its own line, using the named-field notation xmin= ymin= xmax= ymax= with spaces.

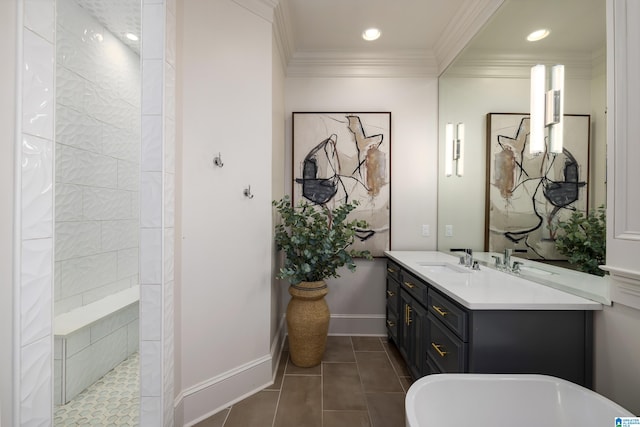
xmin=213 ymin=153 xmax=224 ymax=167
xmin=243 ymin=185 xmax=254 ymax=199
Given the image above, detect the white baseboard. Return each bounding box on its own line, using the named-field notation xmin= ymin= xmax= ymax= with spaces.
xmin=270 ymin=315 xmax=287 ymax=377
xmin=178 ymin=354 xmax=273 ymax=427
xmin=174 ymin=313 xmax=385 ymax=426
xmin=328 ymin=314 xmax=386 ymax=336
xmin=176 ymin=317 xmax=287 ymax=427
xmin=278 ymin=313 xmax=387 ymax=336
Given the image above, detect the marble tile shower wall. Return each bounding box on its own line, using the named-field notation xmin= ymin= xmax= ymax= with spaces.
xmin=54 ymin=0 xmax=141 ymax=315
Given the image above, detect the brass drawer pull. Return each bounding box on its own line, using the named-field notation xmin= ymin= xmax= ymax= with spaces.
xmin=404 ymin=281 xmax=416 ymax=289
xmin=386 ymin=290 xmax=395 ymax=297
xmin=432 ymin=305 xmax=448 ymax=317
xmin=431 ymin=342 xmax=448 ymax=357
xmin=387 ymin=267 xmax=397 ymax=273
xmin=386 ymin=320 xmax=395 ymax=327
xmin=406 ymin=305 xmax=413 ymax=325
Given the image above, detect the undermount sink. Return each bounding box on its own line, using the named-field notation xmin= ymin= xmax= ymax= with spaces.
xmin=417 ymin=262 xmax=469 ymax=274
xmin=518 ymin=265 xmax=555 ymax=276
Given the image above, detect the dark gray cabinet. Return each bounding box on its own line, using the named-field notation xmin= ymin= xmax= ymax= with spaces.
xmin=385 ymin=258 xmax=594 ymax=388
xmin=399 ymin=289 xmax=428 ymax=379
xmin=385 ymin=261 xmax=401 ymax=344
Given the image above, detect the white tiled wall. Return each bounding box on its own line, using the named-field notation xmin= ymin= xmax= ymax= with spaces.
xmin=139 ymin=1 xmax=176 ymax=425
xmin=19 ymin=0 xmax=56 ymax=421
xmin=55 ymin=0 xmax=140 ymax=314
xmin=17 ymin=0 xmax=174 ymax=425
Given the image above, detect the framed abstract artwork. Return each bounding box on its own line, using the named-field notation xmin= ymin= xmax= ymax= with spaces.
xmin=292 ymin=112 xmax=391 ymax=257
xmin=485 ymin=113 xmax=590 ymax=260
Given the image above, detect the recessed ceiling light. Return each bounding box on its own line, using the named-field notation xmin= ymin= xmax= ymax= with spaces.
xmin=527 ymin=29 xmax=550 ymax=42
xmin=125 ymin=33 xmax=139 ymax=41
xmin=362 ymin=28 xmax=381 ymax=41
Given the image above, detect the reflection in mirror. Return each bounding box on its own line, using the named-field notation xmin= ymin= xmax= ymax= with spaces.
xmin=53 ymin=0 xmax=140 ymax=424
xmin=437 ymin=0 xmax=606 ymax=270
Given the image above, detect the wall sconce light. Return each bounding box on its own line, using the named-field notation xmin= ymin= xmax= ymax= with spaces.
xmin=529 ymin=64 xmax=564 ymax=155
xmin=445 ymin=122 xmax=464 ymax=177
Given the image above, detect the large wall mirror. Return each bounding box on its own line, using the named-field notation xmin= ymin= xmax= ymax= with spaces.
xmin=437 ymin=0 xmax=606 ymax=266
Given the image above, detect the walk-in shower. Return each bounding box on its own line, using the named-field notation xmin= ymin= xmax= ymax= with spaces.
xmin=53 ymin=0 xmax=141 ymax=422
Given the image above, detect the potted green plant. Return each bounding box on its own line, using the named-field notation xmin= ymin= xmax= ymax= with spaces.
xmin=273 ymin=195 xmax=372 ymax=367
xmin=551 ymin=206 xmax=606 ymax=276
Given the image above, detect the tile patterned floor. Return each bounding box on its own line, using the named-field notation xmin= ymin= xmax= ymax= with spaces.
xmin=195 ymin=336 xmax=412 ymax=427
xmin=54 ymin=352 xmax=139 ymax=426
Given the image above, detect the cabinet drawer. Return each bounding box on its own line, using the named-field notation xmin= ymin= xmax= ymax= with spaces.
xmin=428 ymin=288 xmax=468 ymax=340
xmin=386 ymin=275 xmax=401 ymax=314
xmin=386 ymin=308 xmax=399 ymax=342
xmin=428 ymin=313 xmax=466 ymax=373
xmin=401 ymin=270 xmax=427 ymax=302
xmin=386 ymin=260 xmax=401 ymax=282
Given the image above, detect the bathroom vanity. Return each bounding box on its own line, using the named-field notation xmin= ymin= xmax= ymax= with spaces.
xmin=385 ymin=251 xmax=602 ymax=388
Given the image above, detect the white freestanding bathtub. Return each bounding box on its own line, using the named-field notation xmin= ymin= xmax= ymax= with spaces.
xmin=406 ymin=374 xmax=634 ymax=427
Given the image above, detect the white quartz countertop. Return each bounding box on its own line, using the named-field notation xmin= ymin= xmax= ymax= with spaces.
xmin=385 ymin=251 xmax=603 ymax=311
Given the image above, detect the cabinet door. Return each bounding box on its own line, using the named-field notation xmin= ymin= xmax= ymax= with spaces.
xmin=399 ymin=290 xmax=412 ymax=363
xmin=410 ymin=301 xmax=428 ymax=378
xmin=400 ymin=289 xmax=429 ymax=379
xmin=386 ymin=306 xmax=400 ymax=344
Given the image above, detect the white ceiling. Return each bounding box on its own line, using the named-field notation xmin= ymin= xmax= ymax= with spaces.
xmin=71 ymin=0 xmax=606 ymax=76
xmin=462 ymin=0 xmax=605 ymax=56
xmin=280 ymin=0 xmax=606 ymax=77
xmin=445 ymin=0 xmax=606 ymax=78
xmin=287 ymin=0 xmax=467 ymax=53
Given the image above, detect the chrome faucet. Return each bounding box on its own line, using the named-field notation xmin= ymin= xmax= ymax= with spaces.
xmin=503 ymin=249 xmax=512 ymax=271
xmin=512 ymin=261 xmax=523 ymax=274
xmin=491 ymin=255 xmax=504 ymax=270
xmin=451 ymin=248 xmax=473 ymax=267
xmin=463 ymin=248 xmax=473 ymax=267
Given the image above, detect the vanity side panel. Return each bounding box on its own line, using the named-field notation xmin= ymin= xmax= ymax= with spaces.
xmin=467 ymin=310 xmax=591 ymax=388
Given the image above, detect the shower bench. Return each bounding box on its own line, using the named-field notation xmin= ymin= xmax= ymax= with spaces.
xmin=54 ymin=286 xmax=139 ymax=405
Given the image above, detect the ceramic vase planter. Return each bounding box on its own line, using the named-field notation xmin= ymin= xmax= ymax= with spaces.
xmin=286 ymin=280 xmax=330 ymax=367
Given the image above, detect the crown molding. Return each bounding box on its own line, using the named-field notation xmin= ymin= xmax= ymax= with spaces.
xmin=286 ymin=50 xmax=438 ymax=78
xmin=233 ymin=0 xmax=280 ymax=22
xmin=273 ymin=0 xmax=294 ymax=71
xmin=444 ymin=51 xmax=599 ymax=79
xmin=434 ymin=0 xmax=505 ymax=75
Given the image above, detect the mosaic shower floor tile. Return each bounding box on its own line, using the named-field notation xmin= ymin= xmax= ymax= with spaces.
xmin=55 ymin=352 xmax=139 ymax=426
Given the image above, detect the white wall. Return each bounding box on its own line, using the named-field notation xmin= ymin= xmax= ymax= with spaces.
xmin=285 ymin=77 xmax=439 ymax=334
xmin=271 ymin=32 xmax=286 ymax=358
xmin=437 ymin=76 xmax=600 ymax=251
xmin=0 ymin=1 xmax=16 ymax=424
xmin=179 ymin=0 xmax=274 ymax=423
xmin=55 ymin=0 xmax=140 ymax=315
xmin=594 ymin=302 xmax=640 ymax=413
